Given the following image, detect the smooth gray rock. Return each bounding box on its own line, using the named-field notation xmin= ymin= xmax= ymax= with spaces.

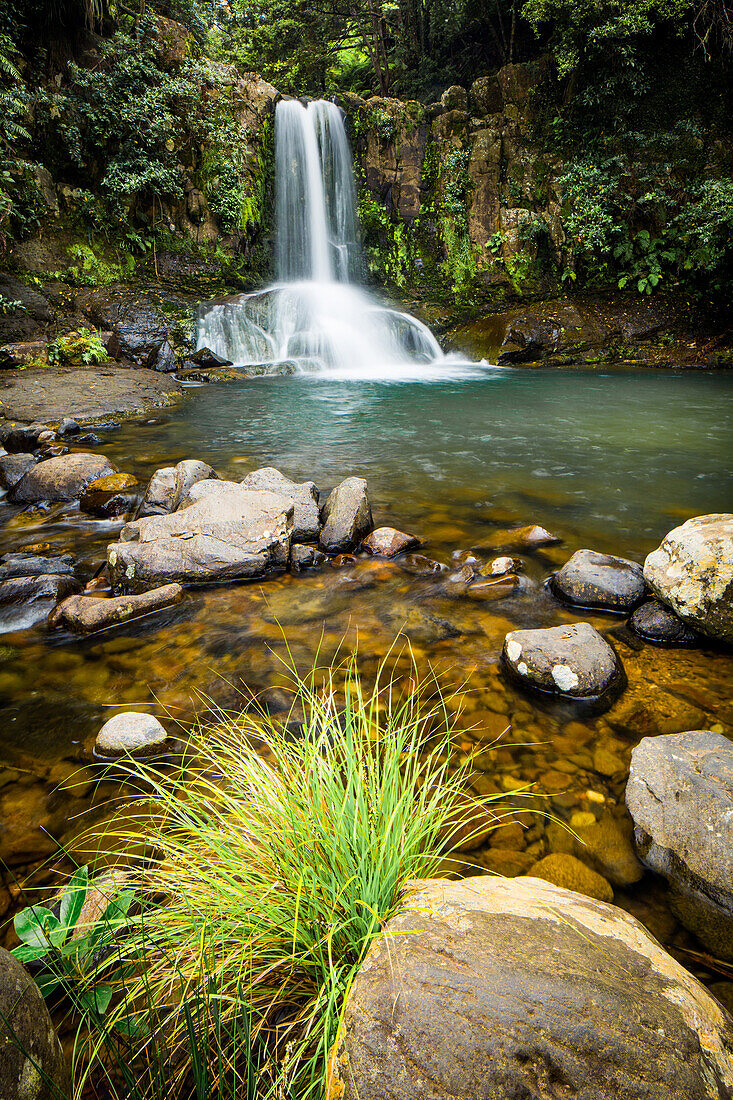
xmin=108 ymin=480 xmax=293 ymax=591
xmin=629 ymin=598 xmax=703 ymax=646
xmin=0 ymin=452 xmax=35 ymax=490
xmin=626 ymin=730 xmax=733 ymax=960
xmin=0 ymin=947 xmax=70 ymax=1100
xmin=95 ymin=711 xmax=168 ymax=757
xmin=320 ymin=477 xmax=372 ymax=553
xmin=9 ymin=452 xmax=117 ymax=503
xmin=502 ymin=621 xmax=622 ymax=701
xmin=644 ymin=514 xmax=733 ymax=643
xmin=241 ymin=467 xmax=320 ymax=542
xmin=328 ymin=876 xmax=733 ymax=1100
xmin=552 ymin=548 xmax=646 ymax=612
xmin=49 ymin=583 xmax=184 ymax=633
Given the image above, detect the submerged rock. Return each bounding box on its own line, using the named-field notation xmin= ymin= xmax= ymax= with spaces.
xmin=108 ymin=480 xmax=293 ymax=590
xmin=362 ymin=526 xmax=419 ymax=558
xmin=9 ymin=452 xmax=118 ymax=503
xmin=644 ymin=514 xmax=733 ymax=643
xmin=502 ymin=622 xmax=623 ymax=702
xmin=328 ymin=876 xmax=733 ymax=1100
xmin=0 ymin=947 xmax=70 ymax=1100
xmin=626 ymin=730 xmax=733 ymax=960
xmin=629 ymin=598 xmax=703 ymax=646
xmin=49 ymin=583 xmax=183 ymax=633
xmin=552 ymin=548 xmax=646 ymax=612
xmin=241 ymin=467 xmax=320 ymax=542
xmin=95 ymin=711 xmax=169 ymax=757
xmin=320 ymin=477 xmax=373 ymax=553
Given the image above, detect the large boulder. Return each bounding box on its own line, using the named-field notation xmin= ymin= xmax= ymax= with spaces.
xmin=241 ymin=467 xmax=320 ymax=542
xmin=552 ymin=549 xmax=646 ymax=612
xmin=0 ymin=947 xmax=70 ymax=1100
xmin=107 ymin=480 xmax=293 ymax=591
xmin=9 ymin=452 xmax=117 ymax=503
xmin=626 ymin=730 xmax=733 ymax=960
xmin=49 ymin=583 xmax=183 ymax=633
xmin=502 ymin=622 xmax=623 ymax=702
xmin=644 ymin=514 xmax=733 ymax=643
xmin=328 ymin=876 xmax=733 ymax=1100
xmin=320 ymin=477 xmax=373 ymax=554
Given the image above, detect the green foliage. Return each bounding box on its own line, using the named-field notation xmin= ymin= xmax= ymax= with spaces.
xmin=47 ymin=327 xmax=111 ymax=365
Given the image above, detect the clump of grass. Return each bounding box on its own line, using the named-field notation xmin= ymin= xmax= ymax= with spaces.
xmin=67 ymin=650 xmax=500 ymax=1099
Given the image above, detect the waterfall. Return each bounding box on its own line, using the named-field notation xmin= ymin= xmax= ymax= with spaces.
xmin=197 ymin=98 xmax=446 ymax=377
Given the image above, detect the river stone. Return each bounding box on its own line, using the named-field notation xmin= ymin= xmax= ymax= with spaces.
xmin=0 ymin=452 xmax=35 ymax=490
xmin=644 ymin=514 xmax=733 ymax=643
xmin=49 ymin=583 xmax=183 ymax=633
xmin=241 ymin=467 xmax=320 ymax=542
xmin=320 ymin=477 xmax=373 ymax=553
xmin=0 ymin=947 xmax=70 ymax=1100
xmin=502 ymin=622 xmax=623 ymax=701
xmin=629 ymin=597 xmax=703 ymax=646
xmin=107 ymin=481 xmax=293 ymax=591
xmin=552 ymin=548 xmax=646 ymax=612
xmin=9 ymin=452 xmax=118 ymax=503
xmin=327 ymin=876 xmax=733 ymax=1100
xmin=95 ymin=711 xmax=168 ymax=757
xmin=362 ymin=526 xmax=419 ymax=558
xmin=626 ymin=730 xmax=733 ymax=959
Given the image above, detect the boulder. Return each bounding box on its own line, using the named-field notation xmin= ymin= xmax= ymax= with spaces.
xmin=362 ymin=526 xmax=419 ymax=558
xmin=0 ymin=453 xmax=35 ymax=490
xmin=644 ymin=514 xmax=733 ymax=643
xmin=9 ymin=452 xmax=117 ymax=503
xmin=502 ymin=622 xmax=623 ymax=702
xmin=107 ymin=480 xmax=293 ymax=591
xmin=138 ymin=459 xmax=216 ymax=517
xmin=626 ymin=730 xmax=733 ymax=959
xmin=49 ymin=583 xmax=183 ymax=633
xmin=290 ymin=544 xmax=327 ymax=572
xmin=0 ymin=554 xmax=74 ymax=580
xmin=320 ymin=477 xmax=373 ymax=553
xmin=629 ymin=598 xmax=703 ymax=646
xmin=241 ymin=467 xmax=320 ymax=542
xmin=552 ymin=549 xmax=646 ymax=612
xmin=328 ymin=876 xmax=733 ymax=1100
xmin=0 ymin=947 xmax=70 ymax=1100
xmin=95 ymin=711 xmax=168 ymax=757
xmin=0 ymin=574 xmax=81 ymax=631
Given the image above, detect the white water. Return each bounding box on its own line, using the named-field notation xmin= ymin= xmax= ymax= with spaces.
xmin=197 ymin=99 xmax=477 ymax=379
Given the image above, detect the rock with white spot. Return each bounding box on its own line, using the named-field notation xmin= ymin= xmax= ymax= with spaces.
xmin=327 ymin=876 xmax=733 ymax=1100
xmin=95 ymin=711 xmax=168 ymax=757
xmin=502 ymin=622 xmax=623 ymax=704
xmin=644 ymin=514 xmax=733 ymax=643
xmin=627 ymin=730 xmax=733 ymax=959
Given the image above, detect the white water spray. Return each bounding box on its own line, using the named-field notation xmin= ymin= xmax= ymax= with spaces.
xmin=197 ymin=98 xmax=447 ymax=377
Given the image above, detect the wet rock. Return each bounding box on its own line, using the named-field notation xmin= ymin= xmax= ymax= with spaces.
xmin=362 ymin=526 xmax=419 ymax=557
xmin=0 ymin=453 xmax=35 ymax=490
xmin=290 ymin=544 xmax=326 ymax=572
xmin=0 ymin=574 xmax=81 ymax=630
xmin=628 ymin=598 xmax=703 ymax=646
xmin=108 ymin=480 xmax=293 ymax=591
xmin=95 ymin=711 xmax=169 ymax=757
xmin=328 ymin=876 xmax=733 ymax=1100
xmin=0 ymin=554 xmax=74 ymax=580
xmin=320 ymin=477 xmax=373 ymax=553
xmin=241 ymin=467 xmax=320 ymax=542
xmin=626 ymin=730 xmax=733 ymax=960
xmin=0 ymin=948 xmax=70 ymax=1100
xmin=9 ymin=452 xmax=118 ymax=503
xmin=644 ymin=514 xmax=733 ymax=643
xmin=49 ymin=583 xmax=183 ymax=633
xmin=527 ymin=852 xmax=614 ymax=902
xmin=502 ymin=622 xmax=623 ymax=702
xmin=552 ymin=549 xmax=646 ymax=612
xmin=400 ymin=553 xmax=447 ymax=576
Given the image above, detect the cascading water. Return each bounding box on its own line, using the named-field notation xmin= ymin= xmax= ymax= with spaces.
xmin=196 ymin=99 xmax=452 ymax=378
